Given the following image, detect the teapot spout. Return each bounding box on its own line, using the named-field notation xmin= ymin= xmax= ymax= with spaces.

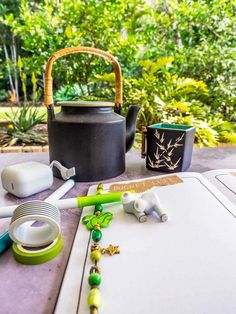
xmin=126 ymin=105 xmax=141 ymax=152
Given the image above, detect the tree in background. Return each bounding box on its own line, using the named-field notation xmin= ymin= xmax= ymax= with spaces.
xmin=0 ymin=0 xmax=21 ymax=102
xmin=1 ymin=0 xmax=147 ymax=92
xmin=0 ymin=0 xmax=236 ymax=146
xmin=144 ymin=0 xmax=236 ymax=121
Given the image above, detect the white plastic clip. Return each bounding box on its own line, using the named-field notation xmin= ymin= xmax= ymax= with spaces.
xmin=50 ymin=161 xmax=76 ymax=181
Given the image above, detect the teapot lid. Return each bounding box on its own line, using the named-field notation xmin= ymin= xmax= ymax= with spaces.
xmin=57 ymin=100 xmax=115 ymax=107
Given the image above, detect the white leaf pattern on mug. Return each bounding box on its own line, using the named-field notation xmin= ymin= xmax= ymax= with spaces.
xmin=148 ymin=130 xmax=184 ymax=170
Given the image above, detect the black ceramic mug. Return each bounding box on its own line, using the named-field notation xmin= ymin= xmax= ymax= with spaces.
xmin=142 ymin=123 xmax=195 ymax=172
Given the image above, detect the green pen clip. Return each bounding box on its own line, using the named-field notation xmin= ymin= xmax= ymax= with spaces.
xmin=77 ymin=191 xmax=124 ymax=208
xmin=77 ymin=190 xmax=136 ymax=208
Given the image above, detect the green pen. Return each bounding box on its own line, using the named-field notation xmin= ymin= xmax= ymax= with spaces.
xmin=1 ymin=190 xmax=132 ymax=219
xmin=48 ymin=191 xmax=125 ymax=210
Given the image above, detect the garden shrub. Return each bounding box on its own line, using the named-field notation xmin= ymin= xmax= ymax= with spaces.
xmin=0 ymin=0 xmax=236 ymax=146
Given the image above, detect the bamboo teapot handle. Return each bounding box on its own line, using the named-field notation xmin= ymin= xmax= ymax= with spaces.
xmin=44 ymin=46 xmax=123 ymax=113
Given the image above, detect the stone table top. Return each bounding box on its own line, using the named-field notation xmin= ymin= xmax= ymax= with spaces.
xmin=0 ymin=147 xmax=235 ymax=314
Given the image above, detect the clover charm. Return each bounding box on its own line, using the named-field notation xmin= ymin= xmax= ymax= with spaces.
xmin=82 ymin=212 xmax=113 ymax=230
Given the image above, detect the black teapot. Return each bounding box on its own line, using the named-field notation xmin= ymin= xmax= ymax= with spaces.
xmin=44 ymin=47 xmax=140 ymax=182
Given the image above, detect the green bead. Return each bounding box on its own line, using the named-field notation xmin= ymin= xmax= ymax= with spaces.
xmin=95 ymin=204 xmax=103 ymax=212
xmin=92 ymin=229 xmax=102 ymax=242
xmin=88 ymin=273 xmax=102 ymax=287
xmin=87 ymin=288 xmax=102 ymax=308
xmin=96 ymin=184 xmax=103 ymax=191
xmin=90 ymin=250 xmax=101 ymax=262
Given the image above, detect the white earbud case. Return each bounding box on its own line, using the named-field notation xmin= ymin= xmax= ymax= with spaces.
xmin=1 ymin=161 xmax=53 ymax=198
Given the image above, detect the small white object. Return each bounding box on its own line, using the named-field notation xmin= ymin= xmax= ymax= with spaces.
xmin=50 ymin=161 xmax=75 ymax=181
xmin=9 ymin=200 xmax=61 ymax=247
xmin=134 ymin=190 xmax=168 ymax=222
xmin=1 ymin=161 xmax=53 ymax=198
xmin=6 ymin=179 xmax=74 ymax=247
xmin=46 ymin=179 xmax=75 ymax=202
xmin=50 ymin=197 xmax=78 ymax=211
xmin=1 ymin=161 xmax=76 ymax=198
xmin=121 ymin=192 xmax=147 ymax=222
xmin=0 ymin=196 xmax=78 ymax=219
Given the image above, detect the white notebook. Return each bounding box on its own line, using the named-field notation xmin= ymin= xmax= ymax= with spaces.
xmin=55 ymin=170 xmax=236 ymax=314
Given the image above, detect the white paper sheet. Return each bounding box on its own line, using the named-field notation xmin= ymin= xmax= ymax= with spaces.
xmin=55 ymin=172 xmax=236 ymax=314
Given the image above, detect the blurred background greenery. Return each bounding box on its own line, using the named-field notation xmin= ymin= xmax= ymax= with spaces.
xmin=0 ymin=0 xmax=235 ymax=147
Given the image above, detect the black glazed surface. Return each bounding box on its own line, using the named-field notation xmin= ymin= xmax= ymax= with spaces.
xmin=47 ymin=105 xmax=139 ymax=181
xmin=146 ymin=125 xmax=195 ymax=172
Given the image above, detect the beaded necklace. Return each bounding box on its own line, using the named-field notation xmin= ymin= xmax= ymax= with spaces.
xmin=82 ymin=183 xmax=120 ymax=314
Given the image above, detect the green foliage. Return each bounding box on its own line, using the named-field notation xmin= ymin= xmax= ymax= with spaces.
xmin=54 ymin=78 xmax=114 ymax=102
xmin=54 ymin=84 xmax=85 ymax=102
xmin=209 ymin=119 xmax=236 ymax=145
xmin=143 ymin=0 xmax=236 ymax=120
xmin=6 ymin=104 xmax=45 ymax=133
xmin=0 ymin=0 xmax=236 ymax=146
xmin=1 ymin=0 xmax=145 ymax=85
xmin=0 ymin=89 xmax=7 ymax=101
xmin=0 ymin=103 xmax=47 ymax=146
xmin=5 ymin=103 xmax=46 ymax=132
xmin=123 ymin=59 xmax=235 ymax=147
xmin=0 ymin=129 xmax=47 ymax=147
xmin=123 ymin=59 xmax=207 ymax=123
